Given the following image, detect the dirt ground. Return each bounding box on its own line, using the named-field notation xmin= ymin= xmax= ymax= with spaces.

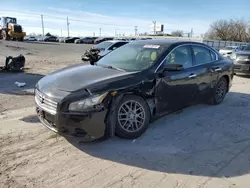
xmin=1 ymin=40 xmax=250 ymax=188
xmin=0 ymin=40 xmax=91 ymax=113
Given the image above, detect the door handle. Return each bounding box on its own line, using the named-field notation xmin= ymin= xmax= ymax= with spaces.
xmin=188 ymin=74 xmax=197 ymax=78
xmin=214 ymin=67 xmax=222 ymax=72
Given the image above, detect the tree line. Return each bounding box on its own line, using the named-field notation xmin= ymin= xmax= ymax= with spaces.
xmin=205 ymin=18 xmax=250 ymax=42
xmin=170 ymin=18 xmax=250 ymax=42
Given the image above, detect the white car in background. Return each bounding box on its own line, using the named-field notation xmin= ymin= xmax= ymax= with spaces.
xmin=219 ymin=46 xmax=240 ymax=57
xmin=24 ymin=36 xmax=37 ymax=41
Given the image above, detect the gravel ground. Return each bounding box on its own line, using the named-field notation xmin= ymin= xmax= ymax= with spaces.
xmin=0 ymin=40 xmax=250 ymax=188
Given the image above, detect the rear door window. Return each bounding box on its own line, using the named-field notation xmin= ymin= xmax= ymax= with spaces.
xmin=192 ymin=46 xmax=216 ymax=65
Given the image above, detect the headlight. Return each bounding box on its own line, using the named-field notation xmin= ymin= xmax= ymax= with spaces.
xmin=230 ymin=53 xmax=237 ymax=60
xmin=68 ymin=92 xmax=108 ymax=112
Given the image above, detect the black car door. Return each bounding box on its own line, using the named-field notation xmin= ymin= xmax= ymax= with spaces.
xmin=155 ymin=45 xmax=200 ymax=114
xmin=191 ymin=45 xmax=221 ymax=100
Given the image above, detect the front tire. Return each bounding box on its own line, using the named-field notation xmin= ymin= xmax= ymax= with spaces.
xmin=209 ymin=77 xmax=228 ymax=105
xmin=113 ymin=95 xmax=150 ymax=139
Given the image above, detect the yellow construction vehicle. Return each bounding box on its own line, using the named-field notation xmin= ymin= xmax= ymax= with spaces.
xmin=0 ymin=17 xmax=26 ymax=41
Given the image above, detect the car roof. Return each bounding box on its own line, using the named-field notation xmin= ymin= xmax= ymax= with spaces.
xmin=128 ymin=39 xmax=207 ymax=47
xmin=97 ymin=40 xmax=128 ymax=44
xmin=108 ymin=40 xmax=128 ymax=43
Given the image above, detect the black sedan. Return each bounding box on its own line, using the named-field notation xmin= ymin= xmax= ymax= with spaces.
xmin=65 ymin=37 xmax=80 ymax=43
xmin=35 ymin=40 xmax=233 ymax=141
xmin=44 ymin=36 xmax=57 ymax=42
xmin=231 ymin=44 xmax=250 ymax=75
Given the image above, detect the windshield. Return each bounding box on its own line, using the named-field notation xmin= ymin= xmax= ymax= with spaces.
xmin=243 ymin=45 xmax=250 ymax=51
xmin=97 ymin=43 xmax=167 ymax=72
xmin=94 ymin=41 xmax=113 ymax=49
xmin=6 ymin=17 xmax=16 ymax=24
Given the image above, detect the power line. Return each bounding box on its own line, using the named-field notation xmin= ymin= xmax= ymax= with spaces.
xmin=0 ymin=9 xmax=150 ymax=28
xmin=0 ymin=9 xmax=205 ymax=36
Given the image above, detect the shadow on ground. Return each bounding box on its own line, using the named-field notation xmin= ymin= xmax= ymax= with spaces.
xmin=23 ymin=41 xmax=61 ymax=45
xmin=21 ymin=114 xmax=40 ymax=123
xmin=0 ymin=71 xmax=44 ymax=95
xmin=68 ymin=91 xmax=250 ymax=178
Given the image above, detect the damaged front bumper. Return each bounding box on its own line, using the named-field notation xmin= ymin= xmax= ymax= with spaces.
xmin=36 ymin=103 xmax=108 ymax=142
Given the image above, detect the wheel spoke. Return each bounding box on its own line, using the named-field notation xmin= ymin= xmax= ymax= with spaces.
xmin=121 ymin=106 xmax=128 ymax=113
xmin=125 ymin=104 xmax=132 ymax=111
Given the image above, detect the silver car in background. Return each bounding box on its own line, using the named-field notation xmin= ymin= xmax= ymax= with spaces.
xmin=219 ymin=46 xmax=240 ymax=57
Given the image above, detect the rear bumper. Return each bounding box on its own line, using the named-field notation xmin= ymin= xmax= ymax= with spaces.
xmin=233 ymin=63 xmax=250 ymax=75
xmin=36 ymin=105 xmax=108 ymax=141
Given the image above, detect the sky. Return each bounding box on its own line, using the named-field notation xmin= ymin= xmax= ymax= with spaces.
xmin=0 ymin=0 xmax=249 ymax=37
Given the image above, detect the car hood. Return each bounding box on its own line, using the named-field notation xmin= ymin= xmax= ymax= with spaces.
xmin=235 ymin=50 xmax=250 ymax=55
xmin=37 ymin=64 xmax=135 ymax=93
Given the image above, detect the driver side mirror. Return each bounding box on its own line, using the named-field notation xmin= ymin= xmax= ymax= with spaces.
xmin=158 ymin=64 xmax=183 ymax=77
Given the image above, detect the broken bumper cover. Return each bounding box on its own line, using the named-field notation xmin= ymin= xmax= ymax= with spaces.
xmin=36 ymin=105 xmax=108 ymax=141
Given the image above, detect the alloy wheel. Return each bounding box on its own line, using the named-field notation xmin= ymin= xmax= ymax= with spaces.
xmin=118 ymin=100 xmax=146 ymax=133
xmin=215 ymin=79 xmax=227 ymax=103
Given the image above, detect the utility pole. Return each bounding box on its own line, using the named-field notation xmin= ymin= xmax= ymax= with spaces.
xmin=61 ymin=29 xmax=62 ymax=37
xmin=93 ymin=32 xmax=95 ymax=37
xmin=152 ymin=21 xmax=156 ymax=35
xmin=134 ymin=26 xmax=138 ymax=36
xmin=190 ymin=28 xmax=193 ymax=38
xmin=41 ymin=15 xmax=44 ymax=36
xmin=67 ymin=17 xmax=70 ymax=37
xmin=99 ymin=28 xmax=102 ymax=36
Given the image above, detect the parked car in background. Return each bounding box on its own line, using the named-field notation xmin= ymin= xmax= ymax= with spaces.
xmin=94 ymin=37 xmax=114 ymax=44
xmin=65 ymin=37 xmax=80 ymax=43
xmin=35 ymin=40 xmax=233 ymax=141
xmin=44 ymin=36 xmax=58 ymax=42
xmin=37 ymin=36 xmax=45 ymax=42
xmin=58 ymin=37 xmax=65 ymax=43
xmin=129 ymin=38 xmax=136 ymax=41
xmin=56 ymin=37 xmax=64 ymax=42
xmin=24 ymin=36 xmax=37 ymax=41
xmin=231 ymin=44 xmax=250 ymax=75
xmin=81 ymin=40 xmax=129 ymax=64
xmin=115 ymin=38 xmax=128 ymax=41
xmin=239 ymin=45 xmax=247 ymax=51
xmin=219 ymin=46 xmax=240 ymax=57
xmin=75 ymin=37 xmax=97 ymax=44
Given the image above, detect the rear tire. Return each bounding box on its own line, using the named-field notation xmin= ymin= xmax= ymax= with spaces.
xmin=113 ymin=95 xmax=150 ymax=139
xmin=209 ymin=77 xmax=228 ymax=105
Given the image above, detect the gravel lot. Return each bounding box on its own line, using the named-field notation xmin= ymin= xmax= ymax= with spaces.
xmin=0 ymin=40 xmax=250 ymax=188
